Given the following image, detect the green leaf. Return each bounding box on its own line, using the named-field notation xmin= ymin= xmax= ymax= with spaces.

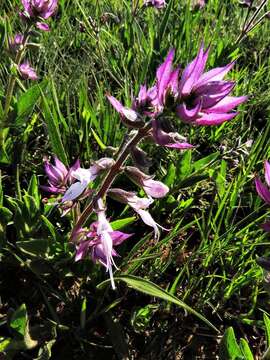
xmin=27 ymin=175 xmax=40 ymax=208
xmin=97 ymin=275 xmax=218 ymax=332
xmin=0 ymin=21 xmax=6 ymax=54
xmin=91 ymin=128 xmax=107 ymax=150
xmin=111 ymin=217 xmax=136 ymax=230
xmin=80 ymin=298 xmax=87 ymax=330
xmin=0 ymin=206 xmax=13 ymax=225
xmin=0 ymin=338 xmax=12 ymax=352
xmin=41 ymin=90 xmax=68 ymax=165
xmin=34 ymin=340 xmax=56 ymax=360
xmin=264 ymin=314 xmax=270 ymax=348
xmin=17 ymin=239 xmax=50 ymax=257
xmin=10 ymin=304 xmax=27 ymax=337
xmin=219 ymin=327 xmax=244 ymax=360
xmin=239 ymin=338 xmax=254 ymax=360
xmin=16 ymin=80 xmax=48 ymax=125
xmin=193 ymin=152 xmax=220 ymax=172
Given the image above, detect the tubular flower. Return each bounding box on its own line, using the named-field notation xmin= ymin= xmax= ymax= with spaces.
xmin=8 ymin=34 xmax=24 ymax=52
xmin=152 ymin=119 xmax=194 ymax=150
xmin=41 ymin=157 xmax=80 ymax=194
xmin=124 ymin=166 xmax=169 ymax=198
xmin=107 ymin=95 xmax=144 ymax=128
xmin=255 ymin=160 xmax=270 ymax=231
xmin=74 ymin=201 xmax=132 ymax=289
xmin=19 ymin=62 xmax=38 ymax=80
xmin=108 ymin=189 xmax=168 ymax=240
xmin=21 ymin=0 xmax=58 ymax=19
xmin=144 ymin=0 xmax=166 ymax=9
xmin=176 ymin=43 xmax=247 ymax=125
xmin=62 ymin=158 xmax=115 ymax=202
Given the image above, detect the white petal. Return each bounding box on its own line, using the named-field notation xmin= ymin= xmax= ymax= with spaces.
xmin=61 ymin=181 xmax=88 ymax=202
xmin=137 ymin=209 xmax=160 ymax=240
xmin=71 ymin=167 xmax=95 ymax=183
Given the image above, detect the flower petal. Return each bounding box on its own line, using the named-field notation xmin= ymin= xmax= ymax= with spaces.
xmin=255 ymin=177 xmax=270 ymax=204
xmin=195 ymin=61 xmax=235 ymax=89
xmin=265 ymin=161 xmax=270 ymax=187
xmin=206 ymin=95 xmax=247 ymax=113
xmin=61 ymin=181 xmax=89 ymax=202
xmin=195 ymin=112 xmax=237 ymax=126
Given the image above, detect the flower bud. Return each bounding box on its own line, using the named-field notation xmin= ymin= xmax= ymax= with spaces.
xmin=125 ymin=166 xmax=169 ymax=198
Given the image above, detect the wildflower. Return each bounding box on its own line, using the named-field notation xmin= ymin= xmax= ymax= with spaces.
xmin=138 ymin=50 xmax=179 ymax=115
xmin=191 ymin=0 xmax=206 ymax=10
xmin=124 ymin=166 xmax=169 ymax=198
xmin=107 ymin=95 xmax=144 ymax=128
xmin=74 ymin=200 xmax=132 ymax=289
xmin=176 ymin=43 xmax=247 ymax=125
xmin=19 ymin=62 xmax=38 ymax=80
xmin=255 ymin=160 xmax=270 ymax=231
xmin=144 ymin=0 xmax=166 ymax=9
xmin=61 ymin=158 xmax=115 ymax=202
xmin=21 ymin=0 xmax=58 ymax=20
xmin=41 ymin=156 xmax=80 ymax=194
xmin=36 ymin=22 xmax=50 ymax=31
xmin=8 ymin=34 xmax=24 ymax=52
xmin=152 ymin=119 xmax=194 ymax=150
xmin=108 ymin=189 xmax=168 ymax=240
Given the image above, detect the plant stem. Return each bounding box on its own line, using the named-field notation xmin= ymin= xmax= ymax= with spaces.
xmin=71 ymin=122 xmax=152 ymax=238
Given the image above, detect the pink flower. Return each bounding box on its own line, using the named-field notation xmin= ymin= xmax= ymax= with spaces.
xmin=144 ymin=0 xmax=166 ymax=9
xmin=19 ymin=62 xmax=38 ymax=80
xmin=74 ymin=201 xmax=132 ymax=289
xmin=21 ymin=0 xmax=58 ymax=19
xmin=36 ymin=22 xmax=50 ymax=31
xmin=41 ymin=157 xmax=80 ymax=194
xmin=108 ymin=189 xmax=168 ymax=240
xmin=107 ymin=95 xmax=144 ymax=128
xmin=255 ymin=160 xmax=270 ymax=232
xmin=9 ymin=34 xmax=24 ymax=52
xmin=176 ymin=43 xmax=247 ymax=126
xmin=152 ymin=119 xmax=194 ymax=150
xmin=61 ymin=158 xmax=115 ymax=202
xmin=124 ymin=166 xmax=169 ymax=198
xmin=255 ymin=161 xmax=270 ymax=205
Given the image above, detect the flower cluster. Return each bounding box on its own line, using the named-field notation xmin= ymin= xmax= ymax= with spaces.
xmin=20 ymin=0 xmax=58 ymax=31
xmin=42 ymin=43 xmax=246 ymax=288
xmin=7 ymin=1 xmax=58 ymax=81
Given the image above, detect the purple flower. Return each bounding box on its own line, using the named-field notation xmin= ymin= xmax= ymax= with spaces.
xmin=61 ymin=158 xmax=115 ymax=202
xmin=41 ymin=156 xmax=80 ymax=194
xmin=255 ymin=161 xmax=270 ymax=205
xmin=9 ymin=34 xmax=24 ymax=52
xmin=74 ymin=201 xmax=132 ymax=289
xmin=19 ymin=62 xmax=38 ymax=80
xmin=191 ymin=0 xmax=206 ymax=10
xmin=107 ymin=95 xmax=144 ymax=128
xmin=152 ymin=119 xmax=194 ymax=150
xmin=255 ymin=161 xmax=270 ymax=232
xmin=144 ymin=0 xmax=166 ymax=9
xmin=176 ymin=43 xmax=247 ymax=126
xmin=21 ymin=0 xmax=58 ymax=20
xmin=36 ymin=22 xmax=50 ymax=31
xmin=125 ymin=166 xmax=169 ymax=198
xmin=108 ymin=189 xmax=168 ymax=240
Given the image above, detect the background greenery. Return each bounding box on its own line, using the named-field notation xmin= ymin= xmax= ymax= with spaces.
xmin=1 ymin=0 xmax=270 ymax=358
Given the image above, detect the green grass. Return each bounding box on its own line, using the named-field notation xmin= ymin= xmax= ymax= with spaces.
xmin=1 ymin=0 xmax=270 ymax=358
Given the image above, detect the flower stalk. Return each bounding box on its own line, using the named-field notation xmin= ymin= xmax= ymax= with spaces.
xmin=71 ymin=122 xmax=152 ymax=238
